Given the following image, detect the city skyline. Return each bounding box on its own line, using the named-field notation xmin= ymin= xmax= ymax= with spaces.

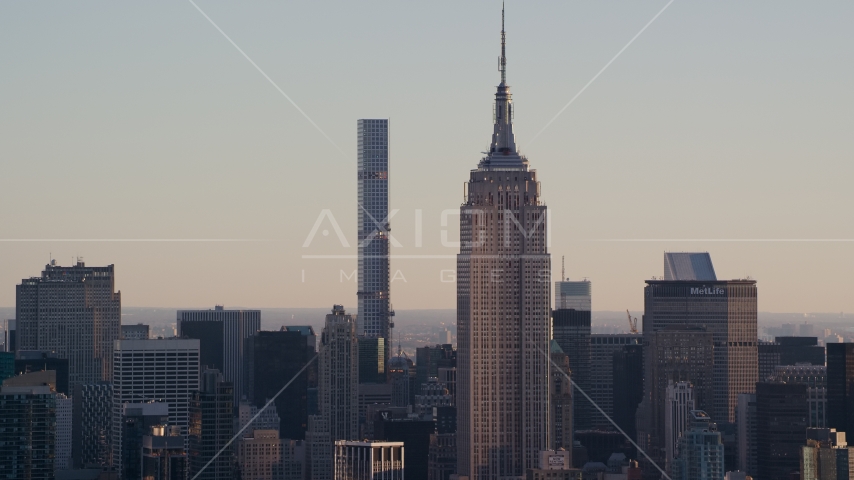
xmin=2 ymin=1 xmax=853 ymax=314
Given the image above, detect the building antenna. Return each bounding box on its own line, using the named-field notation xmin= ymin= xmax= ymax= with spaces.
xmin=499 ymin=2 xmax=507 ymax=84
xmin=562 ymin=255 xmax=566 ymax=281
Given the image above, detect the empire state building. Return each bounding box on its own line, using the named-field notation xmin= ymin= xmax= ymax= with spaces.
xmin=457 ymin=8 xmax=551 ymax=479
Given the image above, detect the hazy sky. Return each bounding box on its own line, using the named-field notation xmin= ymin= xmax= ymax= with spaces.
xmin=1 ymin=1 xmax=852 ymax=314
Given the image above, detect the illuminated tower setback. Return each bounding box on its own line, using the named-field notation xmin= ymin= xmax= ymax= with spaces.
xmin=357 ymin=119 xmax=393 ymax=348
xmin=457 ymin=8 xmax=551 ymax=479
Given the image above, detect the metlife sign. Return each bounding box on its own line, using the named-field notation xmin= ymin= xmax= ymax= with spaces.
xmin=690 ymin=287 xmax=726 ymax=296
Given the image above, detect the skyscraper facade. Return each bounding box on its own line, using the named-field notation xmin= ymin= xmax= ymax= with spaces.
xmin=756 ymin=382 xmax=808 ymax=480
xmin=358 ymin=337 xmax=386 ymax=384
xmin=16 ymin=261 xmax=121 ymax=390
xmin=589 ymin=333 xmax=641 ymax=430
xmin=308 ymin=306 xmax=360 ymax=480
xmin=457 ymin=10 xmax=551 ymax=478
xmin=177 ymin=306 xmax=260 ymax=401
xmin=0 ymin=373 xmax=57 ymax=480
xmin=189 ymin=369 xmax=235 ymax=480
xmin=112 ymin=338 xmax=200 ymax=473
xmin=827 ymin=343 xmax=854 ymax=438
xmin=636 ymin=325 xmax=714 ymax=472
xmin=644 ymin=274 xmax=758 ymax=423
xmin=72 ymin=382 xmax=113 ymax=469
xmin=142 ymin=425 xmax=188 ymax=480
xmin=736 ymin=393 xmax=757 ymax=477
xmin=122 ymin=402 xmax=170 ymax=480
xmin=801 ymin=428 xmax=854 ymax=480
xmin=550 ymin=340 xmax=573 ymax=453
xmin=664 ymin=381 xmax=695 ymax=471
xmin=245 ymin=329 xmax=314 ymax=440
xmin=56 ymin=393 xmax=73 ymax=471
xmin=357 ymin=118 xmax=392 ymax=345
xmin=552 ymin=279 xmax=591 ymax=430
xmin=774 ymin=365 xmax=827 ymax=428
xmin=612 ymin=343 xmax=644 ymax=442
xmin=670 ymin=411 xmax=724 ymax=480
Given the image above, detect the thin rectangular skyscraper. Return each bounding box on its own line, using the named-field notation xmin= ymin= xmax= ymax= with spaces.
xmin=357 ymin=118 xmax=393 ymax=350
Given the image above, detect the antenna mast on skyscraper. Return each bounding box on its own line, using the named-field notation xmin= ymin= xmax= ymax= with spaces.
xmin=499 ymin=2 xmax=506 ymax=84
xmin=562 ymin=255 xmax=565 ymax=281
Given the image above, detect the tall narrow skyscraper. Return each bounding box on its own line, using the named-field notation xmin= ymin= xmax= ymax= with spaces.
xmin=357 ymin=118 xmax=393 ymax=351
xmin=16 ymin=261 xmax=121 ymax=390
xmin=457 ymin=8 xmax=551 ymax=478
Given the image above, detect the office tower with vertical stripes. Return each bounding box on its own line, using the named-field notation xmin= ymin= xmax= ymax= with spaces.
xmin=357 ymin=118 xmax=393 ymax=349
xmin=16 ymin=261 xmax=121 ymax=391
xmin=177 ymin=306 xmax=260 ymax=402
xmin=457 ymin=8 xmax=551 ymax=478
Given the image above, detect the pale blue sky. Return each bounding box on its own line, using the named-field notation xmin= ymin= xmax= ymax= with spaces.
xmin=1 ymin=1 xmax=852 ymax=314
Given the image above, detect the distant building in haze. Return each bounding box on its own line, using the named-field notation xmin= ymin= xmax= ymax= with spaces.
xmin=121 ymin=323 xmax=150 ymax=340
xmin=177 ymin=306 xmax=260 ymax=401
xmin=16 ymin=261 xmax=121 ymax=390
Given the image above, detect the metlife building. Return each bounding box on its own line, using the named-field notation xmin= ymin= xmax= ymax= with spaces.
xmin=643 ymin=277 xmax=758 ymax=425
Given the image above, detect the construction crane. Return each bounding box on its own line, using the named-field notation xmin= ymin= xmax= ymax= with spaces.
xmin=626 ymin=309 xmax=639 ymax=334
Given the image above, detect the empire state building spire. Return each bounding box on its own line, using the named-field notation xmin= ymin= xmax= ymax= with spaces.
xmin=485 ymin=3 xmax=525 ymax=167
xmin=457 ymin=6 xmax=551 ymax=478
